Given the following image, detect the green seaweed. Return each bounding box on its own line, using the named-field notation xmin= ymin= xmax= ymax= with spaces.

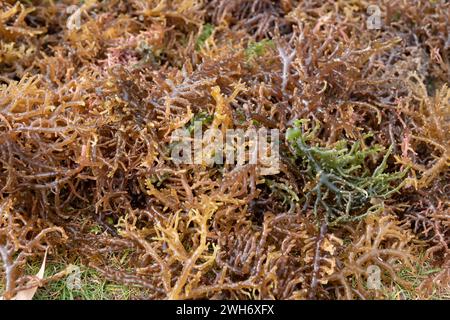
xmin=286 ymin=120 xmax=408 ymax=223
xmin=195 ymin=23 xmax=214 ymax=51
xmin=245 ymin=39 xmax=274 ymax=61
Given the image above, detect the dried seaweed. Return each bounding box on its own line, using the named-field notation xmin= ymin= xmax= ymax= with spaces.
xmin=0 ymin=0 xmax=449 ymax=300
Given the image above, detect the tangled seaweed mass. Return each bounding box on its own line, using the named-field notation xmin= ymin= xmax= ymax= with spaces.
xmin=0 ymin=0 xmax=449 ymax=300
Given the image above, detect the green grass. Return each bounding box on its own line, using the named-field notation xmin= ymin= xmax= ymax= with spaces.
xmin=2 ymin=256 xmax=448 ymax=300
xmin=1 ymin=259 xmax=151 ymax=300
xmin=195 ymin=23 xmax=214 ymax=51
xmin=245 ymin=39 xmax=275 ymax=61
xmin=382 ymin=259 xmax=449 ymax=300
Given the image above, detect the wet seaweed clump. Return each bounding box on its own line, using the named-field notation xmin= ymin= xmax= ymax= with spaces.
xmin=0 ymin=0 xmax=449 ymax=300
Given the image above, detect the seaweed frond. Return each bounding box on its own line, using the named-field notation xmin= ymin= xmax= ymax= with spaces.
xmin=286 ymin=120 xmax=408 ymax=223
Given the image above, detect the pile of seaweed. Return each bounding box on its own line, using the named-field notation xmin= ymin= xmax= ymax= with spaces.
xmin=0 ymin=0 xmax=448 ymax=300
